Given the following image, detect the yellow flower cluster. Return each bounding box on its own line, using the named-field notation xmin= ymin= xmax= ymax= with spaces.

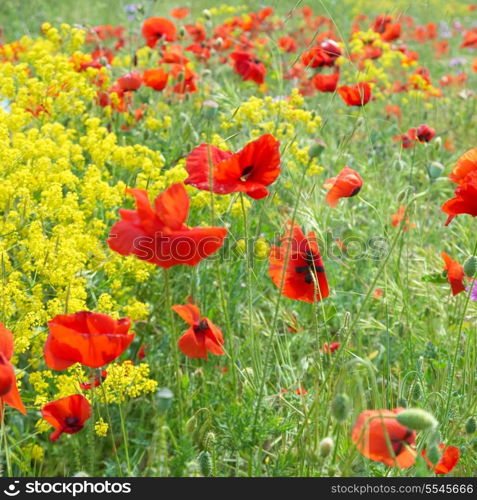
xmin=99 ymin=361 xmax=158 ymax=404
xmin=94 ymin=418 xmax=109 ymax=437
xmin=0 ymin=27 xmax=160 ymax=400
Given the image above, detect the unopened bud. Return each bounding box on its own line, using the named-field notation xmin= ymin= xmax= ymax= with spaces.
xmin=331 ymin=393 xmax=351 ymax=421
xmin=319 ymin=437 xmax=334 ymax=457
xmin=397 ymin=408 xmax=438 ymax=431
xmin=465 ymin=417 xmax=476 ymax=435
xmin=426 ymin=443 xmax=441 ymax=465
xmin=464 ymin=256 xmax=477 ymax=278
xmin=202 ymin=9 xmax=211 ymax=20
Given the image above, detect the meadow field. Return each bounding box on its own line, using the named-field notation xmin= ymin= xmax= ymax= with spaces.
xmin=0 ymin=0 xmax=476 ymax=478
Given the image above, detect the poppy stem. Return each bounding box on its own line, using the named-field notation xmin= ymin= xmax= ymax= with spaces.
xmin=163 ymin=267 xmax=184 ymax=421
xmin=443 ymin=236 xmax=477 ymax=426
xmin=1 ymin=409 xmax=12 ymax=476
xmin=240 ymin=193 xmax=257 ymax=374
xmin=118 ymin=402 xmax=132 ymax=476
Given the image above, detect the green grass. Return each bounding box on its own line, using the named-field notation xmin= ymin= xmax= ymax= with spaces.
xmin=0 ymin=0 xmax=476 ymax=478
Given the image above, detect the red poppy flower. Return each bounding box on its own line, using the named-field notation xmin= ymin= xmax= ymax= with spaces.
xmin=322 ymin=342 xmax=340 ymax=354
xmin=269 ymin=221 xmax=329 ymax=303
xmin=185 ymin=134 xmax=280 ymax=200
xmin=172 ymin=304 xmax=224 ymax=360
xmin=338 ymin=82 xmax=371 ymax=106
xmin=442 ymin=170 xmax=477 ymax=226
xmin=301 ymin=40 xmax=341 ymax=68
xmin=441 ymin=253 xmax=465 ymax=296
xmin=137 ymin=344 xmax=147 ymax=360
xmin=142 ymin=68 xmax=169 ymax=91
xmin=324 ymin=166 xmax=363 ymax=207
xmin=391 ymin=205 xmax=414 ymax=231
xmin=461 ymin=30 xmax=477 ymax=48
xmin=0 ymin=322 xmax=26 ymax=416
xmin=170 ymin=8 xmax=190 ymax=19
xmin=117 ymin=71 xmax=142 ymax=92
xmin=79 ymin=370 xmax=107 ymax=390
xmin=44 ymin=311 xmax=134 ymax=370
xmin=352 ymin=408 xmax=417 ymax=468
xmin=108 ymin=183 xmax=227 ymax=267
xmin=416 ymin=124 xmax=435 ymax=143
xmin=142 ymin=17 xmax=177 ymax=47
xmin=41 ymin=394 xmax=91 ymax=442
xmin=278 ymin=36 xmax=298 ymax=53
xmin=230 ymin=51 xmax=266 ymax=84
xmin=312 ymin=72 xmax=340 ymax=92
xmin=448 ymin=148 xmax=477 ymax=184
xmin=423 ymin=444 xmax=460 ymax=475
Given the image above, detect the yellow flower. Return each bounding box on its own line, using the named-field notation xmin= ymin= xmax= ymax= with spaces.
xmin=95 ymin=418 xmax=109 ymax=437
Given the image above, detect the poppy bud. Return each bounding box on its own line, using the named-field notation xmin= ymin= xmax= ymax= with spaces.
xmin=202 ymin=100 xmax=218 ymax=120
xmin=197 ymin=450 xmax=212 ymax=477
xmin=185 ymin=415 xmax=197 ymax=434
xmin=308 ymin=138 xmax=326 ymax=159
xmin=464 ymin=256 xmax=477 ymax=277
xmin=428 ymin=428 xmax=441 ymax=446
xmin=331 ymin=393 xmax=351 ymax=421
xmin=465 ymin=417 xmax=476 ymax=435
xmin=215 ymin=37 xmax=223 ymax=48
xmin=178 ymin=26 xmax=186 ymax=38
xmin=202 ymin=9 xmax=211 ymax=20
xmin=156 ymin=387 xmax=174 ymax=413
xmin=428 ymin=161 xmax=444 ymax=179
xmin=397 ymin=408 xmax=438 ymax=431
xmin=319 ymin=437 xmax=334 ymax=457
xmin=426 ymin=443 xmax=441 ymax=465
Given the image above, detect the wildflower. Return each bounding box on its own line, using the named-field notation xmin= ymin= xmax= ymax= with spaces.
xmin=185 ymin=134 xmax=280 ymax=199
xmin=172 ymin=303 xmax=224 ymax=360
xmin=391 ymin=206 xmax=414 ymax=231
xmin=44 ymin=311 xmax=134 ymax=370
xmin=143 ymin=68 xmax=169 ymax=91
xmin=41 ymin=394 xmax=91 ymax=442
xmin=422 ymin=444 xmax=460 ymax=474
xmin=441 ymin=253 xmax=465 ymax=296
xmin=0 ymin=322 xmax=27 ymax=416
xmin=94 ymin=418 xmax=109 ymax=437
xmin=338 ymin=82 xmax=371 ymax=106
xmin=278 ymin=36 xmax=297 ymax=53
xmin=230 ymin=51 xmax=266 ymax=84
xmin=108 ymin=183 xmax=227 ymax=267
xmin=352 ymin=408 xmax=416 ymax=468
xmin=117 ymin=71 xmax=142 ymax=91
xmin=269 ymin=221 xmax=329 ymax=303
xmin=312 ymin=72 xmax=340 ymax=93
xmin=142 ymin=17 xmax=177 ymax=47
xmin=170 ymin=8 xmax=190 ymax=19
xmin=415 ymin=124 xmax=435 ymax=142
xmin=322 ymin=342 xmax=341 ymax=354
xmin=448 ymin=148 xmax=477 ymax=184
xmin=324 ymin=166 xmax=363 ymax=207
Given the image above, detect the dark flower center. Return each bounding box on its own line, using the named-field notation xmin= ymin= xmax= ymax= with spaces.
xmin=295 ymin=250 xmax=324 ymax=284
xmin=350 ymin=186 xmax=362 ymax=197
xmin=65 ymin=417 xmax=80 ymax=429
xmin=240 ymin=165 xmax=253 ymax=181
xmin=391 ymin=429 xmax=414 ymax=456
xmin=194 ymin=319 xmax=209 ymax=333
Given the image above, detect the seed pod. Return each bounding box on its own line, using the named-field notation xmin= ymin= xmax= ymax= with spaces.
xmin=319 ymin=437 xmax=334 ymax=457
xmin=331 ymin=393 xmax=351 ymax=421
xmin=465 ymin=417 xmax=476 ymax=435
xmin=464 ymin=256 xmax=477 ymax=277
xmin=428 ymin=161 xmax=444 ymax=179
xmin=197 ymin=451 xmax=212 ymax=477
xmin=202 ymin=9 xmax=211 ymax=20
xmin=156 ymin=387 xmax=174 ymax=413
xmin=308 ymin=138 xmax=326 ymax=159
xmin=397 ymin=408 xmax=438 ymax=431
xmin=426 ymin=443 xmax=441 ymax=465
